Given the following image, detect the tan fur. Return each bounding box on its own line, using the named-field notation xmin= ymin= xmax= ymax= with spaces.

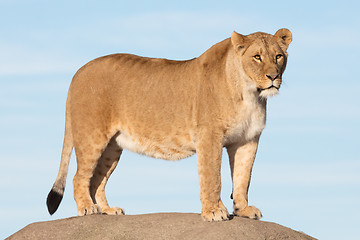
xmin=48 ymin=28 xmax=292 ymax=221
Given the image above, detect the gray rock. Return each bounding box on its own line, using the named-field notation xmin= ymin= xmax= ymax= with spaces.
xmin=6 ymin=213 xmax=317 ymax=240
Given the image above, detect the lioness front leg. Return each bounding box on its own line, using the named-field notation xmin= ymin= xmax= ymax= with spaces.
xmin=196 ymin=132 xmax=229 ymax=222
xmin=227 ymin=137 xmax=262 ymax=220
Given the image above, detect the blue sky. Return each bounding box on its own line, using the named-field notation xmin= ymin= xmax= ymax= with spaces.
xmin=1 ymin=0 xmax=359 ymax=239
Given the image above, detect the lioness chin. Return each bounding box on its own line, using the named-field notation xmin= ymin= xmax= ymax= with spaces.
xmin=47 ymin=28 xmax=292 ymax=222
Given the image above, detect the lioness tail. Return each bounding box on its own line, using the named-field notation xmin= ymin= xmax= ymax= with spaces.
xmin=46 ymin=93 xmax=73 ymax=215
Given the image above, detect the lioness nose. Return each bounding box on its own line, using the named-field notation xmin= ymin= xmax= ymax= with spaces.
xmin=266 ymin=74 xmax=279 ymax=81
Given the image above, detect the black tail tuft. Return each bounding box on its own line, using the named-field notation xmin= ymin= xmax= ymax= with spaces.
xmin=47 ymin=189 xmax=63 ymax=215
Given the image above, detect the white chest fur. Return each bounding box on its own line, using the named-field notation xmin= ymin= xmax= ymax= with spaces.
xmin=223 ymin=94 xmax=266 ymax=146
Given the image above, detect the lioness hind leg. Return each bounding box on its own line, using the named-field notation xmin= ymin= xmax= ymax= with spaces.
xmin=90 ymin=134 xmax=124 ymax=215
xmin=73 ymin=133 xmax=111 ymax=216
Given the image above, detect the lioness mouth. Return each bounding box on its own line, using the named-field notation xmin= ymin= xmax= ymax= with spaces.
xmin=258 ymin=86 xmax=279 ymax=92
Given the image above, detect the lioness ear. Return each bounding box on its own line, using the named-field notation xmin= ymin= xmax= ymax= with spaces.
xmin=231 ymin=31 xmax=248 ymax=52
xmin=274 ymin=28 xmax=292 ymax=50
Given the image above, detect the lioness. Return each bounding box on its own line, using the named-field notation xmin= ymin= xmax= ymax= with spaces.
xmin=47 ymin=28 xmax=292 ymax=221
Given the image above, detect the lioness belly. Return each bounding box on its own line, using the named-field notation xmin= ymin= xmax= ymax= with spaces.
xmin=115 ymin=131 xmax=195 ymax=160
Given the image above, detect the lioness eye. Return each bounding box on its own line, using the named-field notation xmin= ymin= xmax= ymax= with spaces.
xmin=276 ymin=54 xmax=283 ymax=59
xmin=254 ymin=55 xmax=261 ymax=61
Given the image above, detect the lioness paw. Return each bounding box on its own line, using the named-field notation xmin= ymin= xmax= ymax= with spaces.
xmin=78 ymin=204 xmax=101 ymax=216
xmin=235 ymin=206 xmax=262 ymax=220
xmin=202 ymin=207 xmax=229 ymax=222
xmin=101 ymin=207 xmax=125 ymax=215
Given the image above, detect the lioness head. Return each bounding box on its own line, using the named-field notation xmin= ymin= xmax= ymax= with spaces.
xmin=231 ymin=28 xmax=292 ymax=98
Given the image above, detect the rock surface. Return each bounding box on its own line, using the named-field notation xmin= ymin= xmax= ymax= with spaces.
xmin=7 ymin=213 xmax=316 ymax=240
